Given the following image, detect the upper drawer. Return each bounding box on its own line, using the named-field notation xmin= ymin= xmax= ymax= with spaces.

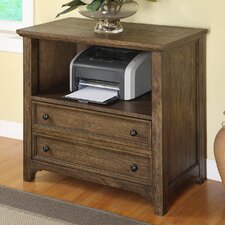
xmin=32 ymin=102 xmax=151 ymax=148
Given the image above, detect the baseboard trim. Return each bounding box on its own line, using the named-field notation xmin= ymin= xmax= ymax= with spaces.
xmin=207 ymin=159 xmax=221 ymax=182
xmin=0 ymin=120 xmax=23 ymax=140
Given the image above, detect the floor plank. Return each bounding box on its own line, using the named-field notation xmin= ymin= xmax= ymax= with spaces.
xmin=0 ymin=136 xmax=225 ymax=224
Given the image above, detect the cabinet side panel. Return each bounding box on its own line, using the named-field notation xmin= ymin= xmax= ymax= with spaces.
xmin=38 ymin=40 xmax=77 ymax=91
xmin=197 ymin=36 xmax=207 ymax=182
xmin=23 ymin=38 xmax=39 ymax=181
xmin=167 ymin=42 xmax=198 ymax=183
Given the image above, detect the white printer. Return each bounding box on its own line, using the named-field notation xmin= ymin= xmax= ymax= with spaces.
xmin=66 ymin=46 xmax=151 ymax=104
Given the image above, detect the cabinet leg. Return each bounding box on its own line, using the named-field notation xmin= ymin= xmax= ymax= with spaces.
xmin=196 ymin=175 xmax=206 ymax=184
xmin=24 ymin=169 xmax=36 ymax=182
xmin=196 ymin=158 xmax=207 ymax=184
xmin=152 ymin=193 xmax=168 ymax=216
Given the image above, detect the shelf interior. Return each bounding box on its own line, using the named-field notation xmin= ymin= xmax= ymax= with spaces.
xmin=33 ymin=83 xmax=152 ymax=120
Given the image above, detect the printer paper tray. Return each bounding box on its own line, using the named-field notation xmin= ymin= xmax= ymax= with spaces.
xmin=64 ymin=87 xmax=119 ymax=105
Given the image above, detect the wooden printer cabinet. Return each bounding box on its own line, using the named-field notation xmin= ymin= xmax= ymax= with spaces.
xmin=17 ymin=18 xmax=207 ymax=215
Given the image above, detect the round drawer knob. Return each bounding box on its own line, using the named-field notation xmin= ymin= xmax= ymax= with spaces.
xmin=42 ymin=145 xmax=49 ymax=152
xmin=130 ymin=129 xmax=137 ymax=137
xmin=42 ymin=114 xmax=49 ymax=120
xmin=130 ymin=164 xmax=138 ymax=172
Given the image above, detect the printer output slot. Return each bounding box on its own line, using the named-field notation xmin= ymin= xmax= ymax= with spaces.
xmin=78 ymin=79 xmax=120 ymax=91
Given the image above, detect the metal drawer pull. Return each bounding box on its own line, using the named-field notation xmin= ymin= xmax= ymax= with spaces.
xmin=130 ymin=164 xmax=138 ymax=172
xmin=42 ymin=114 xmax=49 ymax=120
xmin=42 ymin=145 xmax=49 ymax=152
xmin=130 ymin=129 xmax=137 ymax=137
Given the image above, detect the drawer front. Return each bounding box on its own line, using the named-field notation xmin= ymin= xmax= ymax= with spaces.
xmin=33 ymin=102 xmax=151 ymax=147
xmin=33 ymin=135 xmax=151 ymax=185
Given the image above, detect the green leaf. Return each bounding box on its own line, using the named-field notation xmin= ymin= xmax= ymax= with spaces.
xmin=62 ymin=0 xmax=80 ymax=8
xmin=86 ymin=0 xmax=102 ymax=12
xmin=57 ymin=0 xmax=85 ymax=18
xmin=56 ymin=5 xmax=79 ymax=18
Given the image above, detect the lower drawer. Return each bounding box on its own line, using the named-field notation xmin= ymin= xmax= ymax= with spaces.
xmin=32 ymin=135 xmax=151 ymax=185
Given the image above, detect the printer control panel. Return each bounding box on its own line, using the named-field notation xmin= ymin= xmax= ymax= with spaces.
xmin=83 ymin=46 xmax=140 ymax=63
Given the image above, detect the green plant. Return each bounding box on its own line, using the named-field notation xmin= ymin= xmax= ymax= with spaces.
xmin=56 ymin=0 xmax=157 ymax=17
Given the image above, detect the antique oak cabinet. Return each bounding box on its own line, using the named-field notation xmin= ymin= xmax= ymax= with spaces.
xmin=17 ymin=18 xmax=207 ymax=215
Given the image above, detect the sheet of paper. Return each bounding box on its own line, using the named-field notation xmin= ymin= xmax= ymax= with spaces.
xmin=65 ymin=87 xmax=118 ymax=103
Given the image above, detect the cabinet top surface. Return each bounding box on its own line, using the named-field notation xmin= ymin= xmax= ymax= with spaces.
xmin=17 ymin=18 xmax=207 ymax=50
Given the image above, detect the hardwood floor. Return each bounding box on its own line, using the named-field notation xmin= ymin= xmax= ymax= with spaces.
xmin=0 ymin=136 xmax=225 ymax=224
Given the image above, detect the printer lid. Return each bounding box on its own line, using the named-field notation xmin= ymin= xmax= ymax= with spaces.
xmin=75 ymin=46 xmax=141 ymax=68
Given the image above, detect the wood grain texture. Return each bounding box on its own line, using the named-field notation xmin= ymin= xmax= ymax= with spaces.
xmin=167 ymin=41 xmax=198 ymax=182
xmin=197 ymin=36 xmax=207 ymax=183
xmin=18 ymin=18 xmax=207 ymax=215
xmin=33 ymin=83 xmax=152 ymax=120
xmin=32 ymin=135 xmax=152 ymax=186
xmin=23 ymin=38 xmax=38 ymax=181
xmin=0 ymin=137 xmax=225 ymax=225
xmin=31 ymin=159 xmax=152 ymax=199
xmin=151 ymin=51 xmax=169 ymax=215
xmin=32 ymin=128 xmax=151 ymax=157
xmin=17 ymin=18 xmax=207 ymax=51
xmin=33 ymin=102 xmax=151 ymax=148
xmin=38 ymin=39 xmax=76 ymax=91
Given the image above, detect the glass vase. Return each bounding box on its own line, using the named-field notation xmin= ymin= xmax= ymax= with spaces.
xmin=79 ymin=0 xmax=139 ymax=34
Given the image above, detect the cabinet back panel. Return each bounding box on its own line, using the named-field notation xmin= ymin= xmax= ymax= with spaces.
xmin=38 ymin=39 xmax=76 ymax=92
